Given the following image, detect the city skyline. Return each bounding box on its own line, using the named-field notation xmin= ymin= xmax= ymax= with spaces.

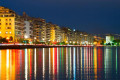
xmin=0 ymin=1 xmax=120 ymax=80
xmin=1 ymin=0 xmax=120 ymax=34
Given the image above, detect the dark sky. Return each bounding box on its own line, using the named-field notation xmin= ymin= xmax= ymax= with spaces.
xmin=1 ymin=0 xmax=120 ymax=34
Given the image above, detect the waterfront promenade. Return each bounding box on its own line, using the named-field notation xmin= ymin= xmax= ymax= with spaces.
xmin=0 ymin=44 xmax=105 ymax=49
xmin=0 ymin=44 xmax=96 ymax=49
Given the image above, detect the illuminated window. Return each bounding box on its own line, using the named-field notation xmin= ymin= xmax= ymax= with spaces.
xmin=0 ymin=31 xmax=1 ymax=34
xmin=9 ymin=32 xmax=11 ymax=34
xmin=6 ymin=31 xmax=8 ymax=34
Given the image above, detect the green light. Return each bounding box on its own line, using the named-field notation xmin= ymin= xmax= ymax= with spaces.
xmin=116 ymin=47 xmax=117 ymax=74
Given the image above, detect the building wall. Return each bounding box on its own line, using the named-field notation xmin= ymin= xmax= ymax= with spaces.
xmin=39 ymin=23 xmax=46 ymax=42
xmin=50 ymin=26 xmax=55 ymax=42
xmin=15 ymin=16 xmax=25 ymax=41
xmin=24 ymin=21 xmax=33 ymax=39
xmin=106 ymin=36 xmax=114 ymax=44
xmin=0 ymin=6 xmax=15 ymax=42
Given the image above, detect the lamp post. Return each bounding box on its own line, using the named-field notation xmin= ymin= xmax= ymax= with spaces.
xmin=24 ymin=35 xmax=28 ymax=39
xmin=24 ymin=35 xmax=28 ymax=45
xmin=6 ymin=37 xmax=9 ymax=44
xmin=34 ymin=37 xmax=36 ymax=45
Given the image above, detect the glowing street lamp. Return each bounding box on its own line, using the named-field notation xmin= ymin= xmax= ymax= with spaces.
xmin=34 ymin=37 xmax=36 ymax=40
xmin=24 ymin=35 xmax=28 ymax=39
xmin=6 ymin=37 xmax=9 ymax=40
xmin=6 ymin=37 xmax=9 ymax=43
xmin=34 ymin=37 xmax=36 ymax=45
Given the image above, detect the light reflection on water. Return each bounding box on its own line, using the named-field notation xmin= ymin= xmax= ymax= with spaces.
xmin=0 ymin=46 xmax=120 ymax=80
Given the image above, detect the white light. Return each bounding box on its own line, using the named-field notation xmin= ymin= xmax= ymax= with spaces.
xmin=34 ymin=37 xmax=36 ymax=39
xmin=73 ymin=47 xmax=76 ymax=79
xmin=53 ymin=48 xmax=54 ymax=74
xmin=9 ymin=32 xmax=11 ymax=34
xmin=25 ymin=49 xmax=28 ymax=80
xmin=24 ymin=35 xmax=28 ymax=39
xmin=0 ymin=31 xmax=1 ymax=34
xmin=80 ymin=34 xmax=83 ymax=35
xmin=73 ymin=29 xmax=75 ymax=31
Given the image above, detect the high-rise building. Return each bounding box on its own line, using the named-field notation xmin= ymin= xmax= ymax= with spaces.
xmin=15 ymin=15 xmax=25 ymax=42
xmin=106 ymin=35 xmax=114 ymax=44
xmin=39 ymin=23 xmax=46 ymax=42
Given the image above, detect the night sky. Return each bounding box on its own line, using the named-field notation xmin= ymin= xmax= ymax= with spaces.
xmin=1 ymin=0 xmax=120 ymax=34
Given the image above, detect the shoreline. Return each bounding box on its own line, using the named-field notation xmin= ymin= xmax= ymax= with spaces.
xmin=0 ymin=45 xmax=93 ymax=49
xmin=0 ymin=44 xmax=118 ymax=49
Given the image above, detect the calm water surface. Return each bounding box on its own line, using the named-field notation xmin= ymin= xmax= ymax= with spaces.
xmin=0 ymin=46 xmax=120 ymax=80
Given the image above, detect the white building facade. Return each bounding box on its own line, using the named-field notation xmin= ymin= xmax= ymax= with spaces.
xmin=24 ymin=21 xmax=33 ymax=39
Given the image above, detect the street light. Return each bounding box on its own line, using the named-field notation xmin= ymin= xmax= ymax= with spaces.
xmin=24 ymin=35 xmax=28 ymax=45
xmin=24 ymin=35 xmax=28 ymax=39
xmin=6 ymin=37 xmax=9 ymax=43
xmin=34 ymin=37 xmax=36 ymax=45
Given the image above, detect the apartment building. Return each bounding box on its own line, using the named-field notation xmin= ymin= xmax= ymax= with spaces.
xmin=0 ymin=6 xmax=15 ymax=42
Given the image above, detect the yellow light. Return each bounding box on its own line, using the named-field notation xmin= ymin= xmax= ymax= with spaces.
xmin=43 ymin=48 xmax=45 ymax=78
xmin=6 ymin=37 xmax=9 ymax=40
xmin=73 ymin=41 xmax=75 ymax=44
xmin=94 ymin=47 xmax=97 ymax=79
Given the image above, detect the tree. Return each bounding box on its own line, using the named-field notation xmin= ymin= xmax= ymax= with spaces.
xmin=9 ymin=36 xmax=13 ymax=41
xmin=113 ymin=39 xmax=120 ymax=45
xmin=0 ymin=38 xmax=8 ymax=43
